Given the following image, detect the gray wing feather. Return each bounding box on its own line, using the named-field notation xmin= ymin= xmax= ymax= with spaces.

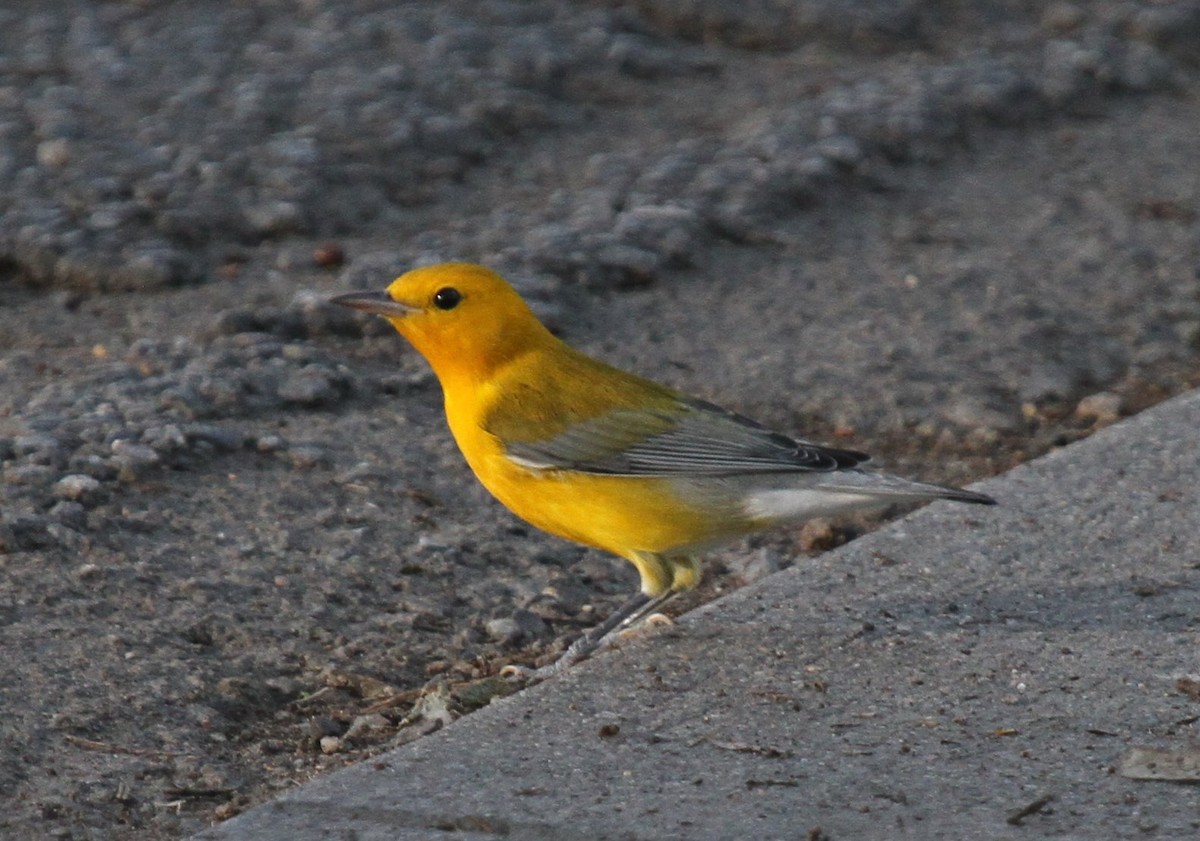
xmin=504 ymin=398 xmax=869 ymax=477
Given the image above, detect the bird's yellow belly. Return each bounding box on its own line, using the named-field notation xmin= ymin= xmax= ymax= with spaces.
xmin=470 ymin=451 xmax=746 ymax=561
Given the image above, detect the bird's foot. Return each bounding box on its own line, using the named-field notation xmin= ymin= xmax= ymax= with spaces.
xmin=500 ymin=629 xmax=601 ymax=683
xmin=500 ymin=612 xmax=677 ymax=684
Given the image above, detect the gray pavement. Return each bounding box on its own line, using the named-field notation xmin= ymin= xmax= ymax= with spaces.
xmin=197 ymin=389 xmax=1200 ymax=841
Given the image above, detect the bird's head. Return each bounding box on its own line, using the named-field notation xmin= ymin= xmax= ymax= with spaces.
xmin=332 ymin=263 xmax=556 ymax=387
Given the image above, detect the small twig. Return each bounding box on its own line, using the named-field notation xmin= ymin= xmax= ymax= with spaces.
xmin=705 ymin=737 xmax=792 ymax=759
xmin=64 ymin=735 xmax=179 ymax=759
xmin=162 ymin=787 xmax=233 ymax=799
xmin=360 ymin=687 xmax=424 ymax=714
xmin=745 ymin=778 xmax=800 ymax=789
xmin=1006 ymin=793 xmax=1055 ymax=825
xmin=290 ymin=686 xmax=336 ymax=707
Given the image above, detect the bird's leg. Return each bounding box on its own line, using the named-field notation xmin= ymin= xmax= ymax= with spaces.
xmin=578 ymin=591 xmax=655 ymax=645
xmin=546 ymin=590 xmax=677 ymax=674
xmin=503 ymin=590 xmax=677 ymax=681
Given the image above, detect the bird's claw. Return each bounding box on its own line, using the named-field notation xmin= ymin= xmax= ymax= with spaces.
xmin=499 ymin=663 xmax=537 ymax=682
xmin=500 ymin=614 xmax=679 ymax=684
xmin=500 ymin=659 xmax=571 ymax=684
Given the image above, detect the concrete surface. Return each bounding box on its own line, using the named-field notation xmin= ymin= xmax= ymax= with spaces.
xmin=196 ymin=389 xmax=1200 ymax=840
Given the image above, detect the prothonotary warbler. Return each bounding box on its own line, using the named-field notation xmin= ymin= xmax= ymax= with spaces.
xmin=333 ymin=263 xmax=995 ymax=675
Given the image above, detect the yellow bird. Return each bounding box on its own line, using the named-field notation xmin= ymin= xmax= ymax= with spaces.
xmin=333 ymin=263 xmax=994 ymax=674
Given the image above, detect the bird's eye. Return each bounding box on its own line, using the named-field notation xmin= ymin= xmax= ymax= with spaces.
xmin=432 ymin=287 xmax=461 ymax=310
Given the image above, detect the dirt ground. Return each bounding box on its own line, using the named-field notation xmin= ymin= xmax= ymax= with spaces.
xmin=1 ymin=2 xmax=1199 ymax=839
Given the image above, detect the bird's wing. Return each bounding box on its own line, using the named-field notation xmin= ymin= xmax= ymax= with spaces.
xmin=500 ymin=397 xmax=869 ymax=477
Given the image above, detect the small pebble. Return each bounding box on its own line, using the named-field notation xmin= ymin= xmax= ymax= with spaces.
xmin=277 ymin=368 xmax=340 ymax=407
xmin=3 ymin=464 xmax=56 ymax=486
xmin=343 ymin=713 xmax=390 ymax=744
xmin=14 ymin=434 xmax=61 ymax=459
xmin=594 ymin=243 xmax=661 ymax=287
xmin=288 ymin=444 xmax=330 ymax=470
xmin=484 ymin=616 xmax=522 ymax=644
xmin=313 ymin=243 xmax=346 ymax=268
xmin=36 ymin=138 xmax=71 ymax=167
xmin=732 ymin=546 xmax=785 ymax=583
xmin=1041 ymin=2 xmax=1085 ymax=34
xmin=799 ymin=519 xmax=843 ymax=552
xmin=50 ymin=502 xmax=88 ymax=531
xmin=255 ymin=434 xmax=287 ymax=454
xmin=183 ymin=424 xmax=245 ymax=452
xmin=613 ymin=204 xmax=703 ymax=267
xmin=110 ymin=440 xmax=160 ymax=481
xmin=1074 ymin=391 xmax=1123 ymax=424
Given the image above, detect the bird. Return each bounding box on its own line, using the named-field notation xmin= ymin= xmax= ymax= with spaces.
xmin=332 ymin=263 xmax=994 ymax=676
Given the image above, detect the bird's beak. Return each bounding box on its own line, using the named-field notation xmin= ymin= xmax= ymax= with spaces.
xmin=330 ymin=290 xmax=417 ymax=317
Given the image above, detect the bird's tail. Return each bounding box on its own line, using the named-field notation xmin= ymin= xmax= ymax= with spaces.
xmin=814 ymin=469 xmax=996 ymax=506
xmin=739 ymin=469 xmax=994 ymax=524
